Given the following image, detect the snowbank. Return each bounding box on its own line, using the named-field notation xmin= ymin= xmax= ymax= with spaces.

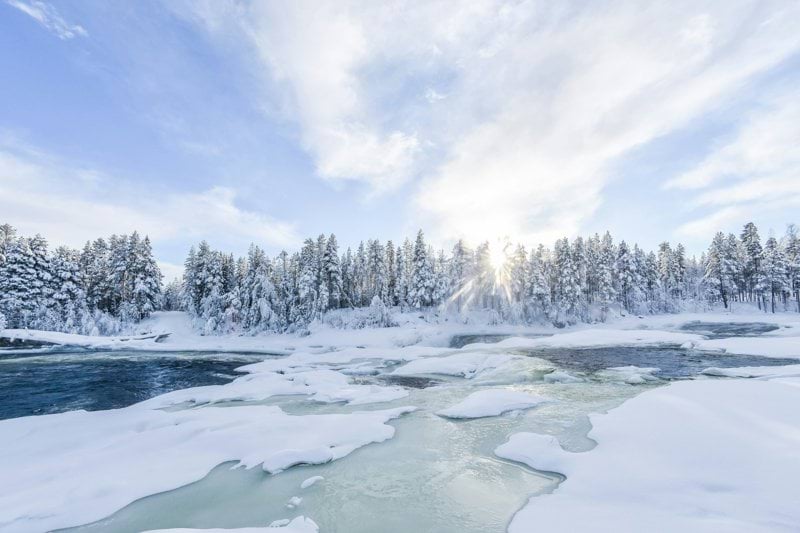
xmin=595 ymin=365 xmax=661 ymax=384
xmin=701 ymin=364 xmax=800 ymax=378
xmin=490 ymin=328 xmax=703 ymax=350
xmin=391 ymin=352 xmax=516 ymax=378
xmin=140 ymin=368 xmax=407 ymax=409
xmin=692 ymin=336 xmax=800 ymax=359
xmin=437 ymin=389 xmax=548 ymax=419
xmin=496 ymin=378 xmax=800 ymax=532
xmin=0 ymin=404 xmax=414 ymax=532
xmin=1 ymin=328 xmax=168 ymax=349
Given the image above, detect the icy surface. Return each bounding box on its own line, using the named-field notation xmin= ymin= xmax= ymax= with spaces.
xmin=5 ymin=310 xmax=800 ymax=532
xmin=300 ymin=476 xmax=324 ymax=489
xmin=0 ymin=404 xmax=412 ymax=531
xmin=497 ymin=378 xmax=800 ymax=532
xmin=144 ymin=516 xmax=318 ymax=532
xmin=437 ymin=389 xmax=548 ymax=419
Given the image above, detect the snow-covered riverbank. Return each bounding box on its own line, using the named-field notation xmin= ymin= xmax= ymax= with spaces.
xmin=4 ymin=307 xmax=800 ymax=359
xmin=1 ymin=309 xmax=800 ymax=532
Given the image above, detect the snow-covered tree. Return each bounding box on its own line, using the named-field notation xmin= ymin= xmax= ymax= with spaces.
xmin=410 ymin=230 xmax=434 ymax=309
xmin=760 ymin=236 xmax=789 ymax=313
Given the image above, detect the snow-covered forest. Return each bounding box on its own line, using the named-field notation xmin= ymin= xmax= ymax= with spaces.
xmin=178 ymin=222 xmax=800 ymax=335
xmin=0 ymin=224 xmax=162 ymax=334
xmin=2 ymin=221 xmax=798 ymax=336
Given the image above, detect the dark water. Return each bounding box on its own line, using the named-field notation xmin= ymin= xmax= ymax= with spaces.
xmin=378 ymin=375 xmax=442 ymax=389
xmin=679 ymin=321 xmax=780 ymax=338
xmin=0 ymin=352 xmax=252 ymax=420
xmin=520 ymin=345 xmax=798 ymax=379
xmin=449 ymin=333 xmax=549 ymax=349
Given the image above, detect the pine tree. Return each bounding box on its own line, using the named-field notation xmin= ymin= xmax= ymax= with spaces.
xmin=322 ymin=234 xmax=342 ymax=310
xmin=784 ymin=224 xmax=800 ymax=313
xmin=51 ymin=246 xmax=88 ymax=332
xmin=296 ymin=238 xmax=320 ymax=324
xmin=410 ymin=230 xmax=434 ymax=309
xmin=597 ymin=232 xmax=616 ymax=320
xmin=385 ymin=241 xmax=397 ymax=307
xmin=740 ymin=222 xmax=762 ymax=303
xmin=553 ymin=238 xmax=581 ymax=323
xmin=761 ymin=236 xmax=789 ymax=313
xmin=615 ymin=240 xmax=636 ymax=313
xmin=0 ymin=238 xmax=37 ymax=327
xmin=704 ymin=232 xmax=736 ymax=309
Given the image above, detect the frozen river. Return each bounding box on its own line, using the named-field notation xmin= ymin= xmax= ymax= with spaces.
xmin=1 ymin=320 xmax=796 ymax=532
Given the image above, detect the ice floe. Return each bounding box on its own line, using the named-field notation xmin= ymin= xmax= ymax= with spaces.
xmin=596 ymin=365 xmax=661 ymax=384
xmin=391 ymin=352 xmax=516 ymax=378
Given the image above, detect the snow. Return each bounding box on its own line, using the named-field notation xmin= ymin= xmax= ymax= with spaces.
xmin=144 ymin=516 xmax=318 ymax=532
xmin=286 ymin=496 xmax=303 ymax=509
xmin=0 ymin=328 xmax=170 ymax=349
xmin=300 ymin=476 xmax=324 ymax=489
xmin=391 ymin=352 xmax=516 ymax=378
xmin=596 ymin=365 xmax=661 ymax=384
xmin=5 ymin=309 xmax=800 ymax=531
xmin=0 ymin=404 xmax=414 ymax=532
xmin=496 ymin=378 xmax=800 ymax=532
xmin=436 ymin=389 xmax=548 ymax=419
xmin=701 ymin=364 xmax=800 ymax=378
xmin=139 ymin=368 xmax=407 ymax=409
xmin=692 ymin=336 xmax=800 ymax=359
xmin=490 ymin=328 xmax=703 ymax=350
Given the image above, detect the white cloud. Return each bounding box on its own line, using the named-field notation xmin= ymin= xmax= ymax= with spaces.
xmin=6 ymin=0 xmax=87 ymax=39
xmin=671 ymin=89 xmax=800 ymax=238
xmin=181 ymin=0 xmax=800 ymax=246
xmin=0 ymin=145 xmax=299 ymax=251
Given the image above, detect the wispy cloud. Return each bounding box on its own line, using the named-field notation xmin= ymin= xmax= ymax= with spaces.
xmin=6 ymin=0 xmax=88 ymax=39
xmin=180 ymin=0 xmax=800 ymax=245
xmin=0 ymin=141 xmax=299 ymax=251
xmin=671 ymin=88 xmax=800 ymax=238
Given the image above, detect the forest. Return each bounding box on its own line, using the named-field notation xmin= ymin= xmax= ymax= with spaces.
xmin=2 ymin=221 xmax=797 ymax=335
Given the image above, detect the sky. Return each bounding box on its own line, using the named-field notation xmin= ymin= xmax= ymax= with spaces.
xmin=1 ymin=0 xmax=799 ymax=280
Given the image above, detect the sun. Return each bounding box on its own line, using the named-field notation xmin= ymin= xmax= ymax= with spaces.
xmin=489 ymin=244 xmax=508 ymax=273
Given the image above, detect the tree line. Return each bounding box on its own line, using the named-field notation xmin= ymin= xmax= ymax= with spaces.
xmin=2 ymin=221 xmax=798 ymax=336
xmin=0 ymin=224 xmax=162 ymax=334
xmin=176 ymin=222 xmax=800 ymax=335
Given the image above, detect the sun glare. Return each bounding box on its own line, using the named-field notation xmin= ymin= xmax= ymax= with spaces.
xmin=489 ymin=244 xmax=508 ymax=273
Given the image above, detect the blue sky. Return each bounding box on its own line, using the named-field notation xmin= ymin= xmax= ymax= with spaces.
xmin=1 ymin=0 xmax=799 ymax=279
